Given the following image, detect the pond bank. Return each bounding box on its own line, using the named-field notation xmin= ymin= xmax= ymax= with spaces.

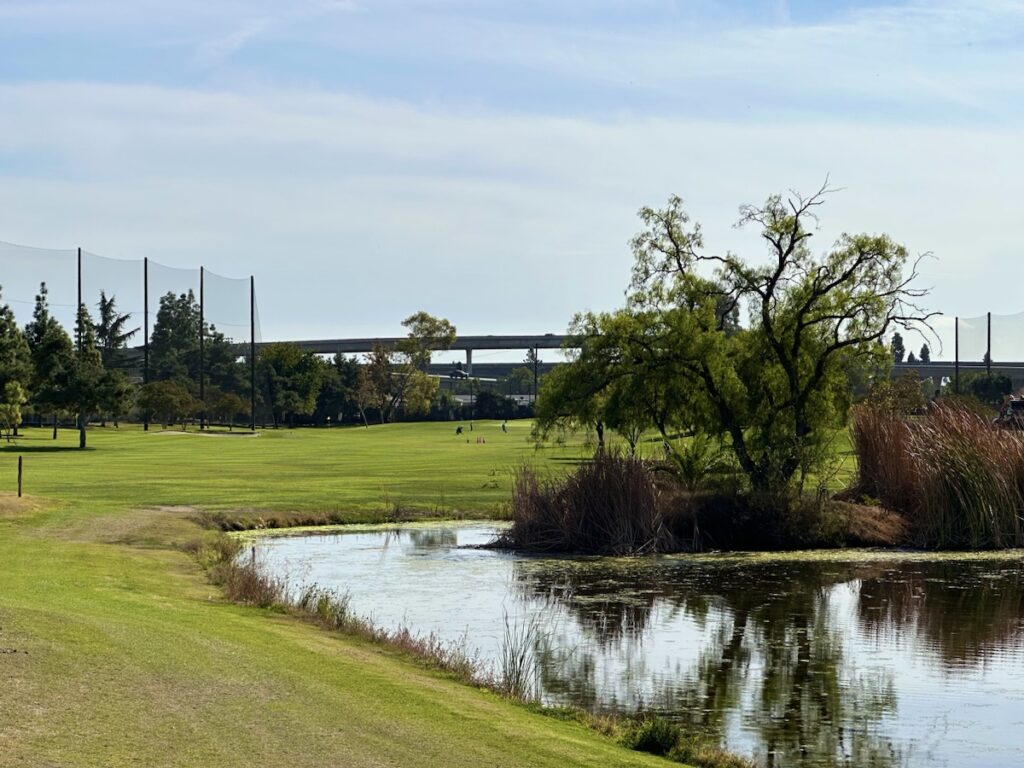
xmin=250 ymin=521 xmax=1024 ymax=768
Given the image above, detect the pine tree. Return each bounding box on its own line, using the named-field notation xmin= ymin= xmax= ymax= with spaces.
xmin=919 ymin=344 xmax=931 ymax=364
xmin=24 ymin=283 xmax=75 ymax=438
xmin=94 ymin=291 xmax=139 ymax=368
xmin=0 ymin=287 xmax=33 ymax=436
xmin=71 ymin=304 xmax=106 ymax=448
xmin=891 ymin=332 xmax=906 ymax=364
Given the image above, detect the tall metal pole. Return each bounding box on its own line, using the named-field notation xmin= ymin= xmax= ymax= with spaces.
xmin=76 ymin=247 xmax=82 ymax=350
xmin=199 ymin=266 xmax=205 ymax=430
xmin=955 ymin=316 xmax=960 ymax=394
xmin=143 ymin=257 xmax=149 ymax=431
xmin=987 ymin=311 xmax=992 ymax=376
xmin=77 ymin=248 xmax=84 ymax=448
xmin=250 ymin=275 xmax=256 ymax=432
xmin=532 ymin=346 xmax=539 ymax=405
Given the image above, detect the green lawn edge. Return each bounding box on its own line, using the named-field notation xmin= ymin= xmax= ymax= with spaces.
xmin=0 ymin=423 xmax=680 ymax=767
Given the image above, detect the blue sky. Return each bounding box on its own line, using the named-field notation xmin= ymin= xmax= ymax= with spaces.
xmin=2 ymin=0 xmax=1023 ymax=356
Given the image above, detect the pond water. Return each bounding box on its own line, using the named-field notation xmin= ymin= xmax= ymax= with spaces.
xmin=252 ymin=522 xmax=1024 ymax=768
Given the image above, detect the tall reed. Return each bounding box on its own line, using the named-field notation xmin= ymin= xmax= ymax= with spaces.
xmin=498 ymin=612 xmax=543 ymax=701
xmin=852 ymin=402 xmax=1024 ymax=548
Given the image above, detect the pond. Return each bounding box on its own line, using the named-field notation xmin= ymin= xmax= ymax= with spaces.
xmin=252 ymin=522 xmax=1024 ymax=768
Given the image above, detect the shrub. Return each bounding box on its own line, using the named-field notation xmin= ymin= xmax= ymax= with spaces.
xmin=497 ymin=452 xmax=674 ymax=555
xmin=622 ymin=715 xmax=681 ymax=756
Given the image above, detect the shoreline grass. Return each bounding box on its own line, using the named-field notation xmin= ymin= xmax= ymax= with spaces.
xmin=206 ymin=534 xmax=750 ymax=768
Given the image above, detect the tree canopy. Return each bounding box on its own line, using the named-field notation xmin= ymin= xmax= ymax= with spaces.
xmin=537 ymin=183 xmax=932 ymax=493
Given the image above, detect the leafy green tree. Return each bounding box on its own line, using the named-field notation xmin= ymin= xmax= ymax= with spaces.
xmin=204 ymin=386 xmax=248 ymax=429
xmin=866 ymin=371 xmax=927 ymax=415
xmin=0 ymin=288 xmax=32 ymax=436
xmin=506 ymin=366 xmax=534 ymax=394
xmin=69 ymin=305 xmax=107 ymax=448
xmin=24 ymin=283 xmax=75 ymax=438
xmin=546 ymin=185 xmax=931 ymax=494
xmin=534 ymin=310 xmax=696 ymax=453
xmin=137 ymin=380 xmax=201 ymax=429
xmin=919 ymin=343 xmax=931 ymax=363
xmin=94 ymin=291 xmax=139 ymax=369
xmin=473 ymin=389 xmax=515 ymax=420
xmin=0 ymin=381 xmax=27 ymax=442
xmin=97 ymin=368 xmax=135 ymax=428
xmin=314 ymin=354 xmax=361 ymax=424
xmin=150 ymin=291 xmax=200 ymax=384
xmin=256 ymin=343 xmax=324 ymax=427
xmin=628 ymin=186 xmax=931 ymax=493
xmin=890 ymin=332 xmax=905 ymax=363
xmin=359 ymin=312 xmax=456 ymax=423
xmin=962 ymin=372 xmax=1013 ymax=408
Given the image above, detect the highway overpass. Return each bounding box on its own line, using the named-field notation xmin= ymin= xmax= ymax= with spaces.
xmin=258 ymin=334 xmax=571 ymax=374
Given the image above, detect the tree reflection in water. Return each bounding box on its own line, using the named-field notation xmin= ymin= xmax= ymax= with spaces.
xmin=513 ymin=555 xmax=1024 ymax=767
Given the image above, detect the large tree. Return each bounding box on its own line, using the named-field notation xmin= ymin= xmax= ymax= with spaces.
xmin=256 ymin=343 xmax=324 ymax=427
xmin=0 ymin=287 xmax=32 ymax=435
xmin=358 ymin=312 xmax=455 ymax=423
xmin=24 ymin=283 xmax=75 ymax=438
xmin=69 ymin=304 xmax=107 ymax=448
xmin=94 ymin=291 xmax=139 ymax=369
xmin=150 ymin=291 xmax=201 ymax=384
xmin=541 ymin=184 xmax=932 ymax=494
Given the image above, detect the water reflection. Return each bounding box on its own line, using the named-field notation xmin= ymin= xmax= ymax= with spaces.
xmin=255 ymin=526 xmax=1024 ymax=768
xmin=857 ymin=561 xmax=1024 ymax=669
xmin=515 ymin=558 xmax=906 ymax=766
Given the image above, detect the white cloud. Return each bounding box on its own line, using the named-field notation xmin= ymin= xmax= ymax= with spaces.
xmin=0 ymin=80 xmax=1021 ymax=352
xmin=195 ymin=17 xmax=276 ymax=67
xmin=2 ymin=1 xmax=1023 ymax=356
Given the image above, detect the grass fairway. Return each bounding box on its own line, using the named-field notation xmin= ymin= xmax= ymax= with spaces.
xmin=0 ymin=422 xmax=672 ymax=768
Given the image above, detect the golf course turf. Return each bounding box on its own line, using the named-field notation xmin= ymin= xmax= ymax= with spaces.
xmin=1 ymin=422 xmax=676 ymax=767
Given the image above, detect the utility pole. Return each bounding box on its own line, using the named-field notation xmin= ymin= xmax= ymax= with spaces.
xmin=199 ymin=267 xmax=205 ymax=430
xmin=143 ymin=257 xmax=149 ymax=431
xmin=250 ymin=276 xmax=256 ymax=432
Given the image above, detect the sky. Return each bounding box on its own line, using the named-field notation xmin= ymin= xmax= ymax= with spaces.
xmin=2 ymin=0 xmax=1024 ymax=359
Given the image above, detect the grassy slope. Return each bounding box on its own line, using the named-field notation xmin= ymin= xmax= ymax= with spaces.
xmin=0 ymin=422 xmax=670 ymax=768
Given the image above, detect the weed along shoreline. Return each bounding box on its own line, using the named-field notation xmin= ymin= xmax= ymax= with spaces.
xmin=244 ymin=519 xmax=1024 ymax=768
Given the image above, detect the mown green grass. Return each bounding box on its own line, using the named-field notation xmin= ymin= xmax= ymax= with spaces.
xmin=1 ymin=422 xmax=678 ymax=767
xmin=2 ymin=421 xmax=593 ymax=515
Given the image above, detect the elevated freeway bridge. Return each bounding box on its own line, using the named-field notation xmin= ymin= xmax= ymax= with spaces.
xmin=257 ymin=334 xmax=571 ymax=375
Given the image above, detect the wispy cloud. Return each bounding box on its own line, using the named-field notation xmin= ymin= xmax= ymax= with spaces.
xmin=195 ymin=16 xmax=275 ymax=67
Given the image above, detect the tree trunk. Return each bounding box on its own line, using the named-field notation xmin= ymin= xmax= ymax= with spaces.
xmin=52 ymin=413 xmax=57 ymax=440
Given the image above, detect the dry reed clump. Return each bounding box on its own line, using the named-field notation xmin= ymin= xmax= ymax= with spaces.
xmin=496 ymin=452 xmax=675 ymax=555
xmin=851 ymin=402 xmax=1024 ymax=549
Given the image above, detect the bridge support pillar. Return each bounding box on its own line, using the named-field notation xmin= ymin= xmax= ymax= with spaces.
xmin=465 ymin=349 xmax=473 ymax=376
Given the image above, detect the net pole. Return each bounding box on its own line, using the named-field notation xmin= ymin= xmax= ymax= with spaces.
xmin=955 ymin=316 xmax=960 ymax=394
xmin=532 ymin=346 xmax=539 ymax=404
xmin=143 ymin=257 xmax=149 ymax=431
xmin=199 ymin=266 xmax=205 ymax=430
xmin=76 ymin=247 xmax=82 ymax=351
xmin=250 ymin=275 xmax=256 ymax=432
xmin=987 ymin=311 xmax=992 ymax=375
xmin=77 ymin=248 xmax=85 ymax=448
